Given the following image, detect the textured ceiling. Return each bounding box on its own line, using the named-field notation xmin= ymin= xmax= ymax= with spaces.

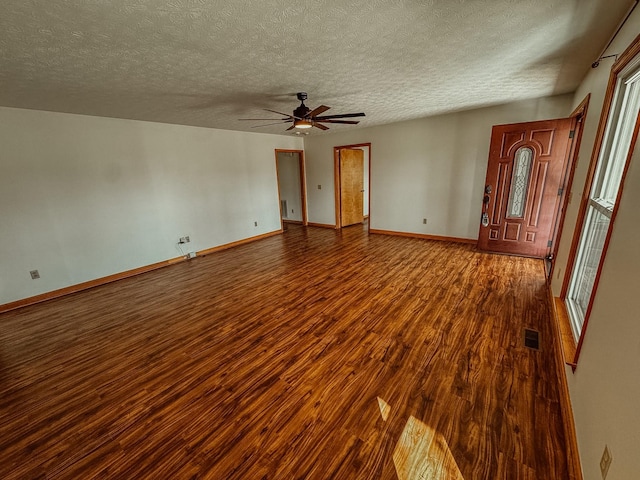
xmin=0 ymin=0 xmax=634 ymax=136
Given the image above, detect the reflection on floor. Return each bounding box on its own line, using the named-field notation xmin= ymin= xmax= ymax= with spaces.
xmin=377 ymin=396 xmax=391 ymax=422
xmin=377 ymin=396 xmax=465 ymax=480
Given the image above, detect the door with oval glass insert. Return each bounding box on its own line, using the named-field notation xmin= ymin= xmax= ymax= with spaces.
xmin=477 ymin=118 xmax=574 ymax=257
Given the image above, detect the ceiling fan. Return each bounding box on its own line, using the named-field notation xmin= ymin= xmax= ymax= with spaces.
xmin=239 ymin=92 xmax=365 ymax=131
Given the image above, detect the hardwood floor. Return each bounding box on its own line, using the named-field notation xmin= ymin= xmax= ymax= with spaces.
xmin=0 ymin=224 xmax=569 ymax=479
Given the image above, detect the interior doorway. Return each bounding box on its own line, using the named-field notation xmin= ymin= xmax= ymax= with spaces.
xmin=333 ymin=143 xmax=371 ymax=230
xmin=275 ymin=149 xmax=307 ymax=228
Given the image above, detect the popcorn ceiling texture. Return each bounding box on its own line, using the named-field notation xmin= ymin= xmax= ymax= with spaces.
xmin=0 ymin=0 xmax=631 ymax=135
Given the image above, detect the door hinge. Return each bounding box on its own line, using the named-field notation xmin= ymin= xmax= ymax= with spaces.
xmin=547 ymin=240 xmax=553 ymax=248
xmin=558 ymin=186 xmax=564 ymax=196
xmin=569 ymin=130 xmax=575 ymax=138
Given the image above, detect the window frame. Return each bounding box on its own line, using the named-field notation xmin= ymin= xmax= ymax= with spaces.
xmin=561 ymin=34 xmax=640 ymax=367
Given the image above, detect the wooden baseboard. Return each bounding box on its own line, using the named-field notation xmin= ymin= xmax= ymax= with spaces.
xmin=0 ymin=229 xmax=283 ymax=314
xmin=307 ymin=222 xmax=337 ymax=229
xmin=0 ymin=257 xmax=183 ymax=314
xmin=198 ymin=230 xmax=282 ymax=257
xmin=547 ymin=288 xmax=583 ymax=480
xmin=369 ymin=228 xmax=477 ymax=245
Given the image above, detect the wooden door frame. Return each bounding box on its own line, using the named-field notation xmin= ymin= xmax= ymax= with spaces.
xmin=333 ymin=143 xmax=371 ymax=231
xmin=275 ymin=149 xmax=307 ymax=229
xmin=546 ymin=94 xmax=590 ymax=280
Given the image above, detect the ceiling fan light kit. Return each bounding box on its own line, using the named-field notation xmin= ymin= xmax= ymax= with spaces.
xmin=294 ymin=119 xmax=313 ymax=129
xmin=239 ymin=92 xmax=365 ymax=132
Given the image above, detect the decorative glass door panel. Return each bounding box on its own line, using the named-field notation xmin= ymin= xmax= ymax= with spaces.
xmin=507 ymin=147 xmax=533 ymax=218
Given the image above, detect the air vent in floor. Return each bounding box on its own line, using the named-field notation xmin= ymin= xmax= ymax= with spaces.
xmin=523 ymin=328 xmax=540 ymax=350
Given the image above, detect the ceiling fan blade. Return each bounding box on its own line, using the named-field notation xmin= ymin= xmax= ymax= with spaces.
xmin=313 ymin=122 xmax=329 ymax=130
xmin=264 ymin=108 xmax=297 ymax=119
xmin=307 ymin=105 xmax=330 ymax=117
xmin=314 ymin=112 xmax=365 ymax=120
xmin=318 ymin=119 xmax=360 ymax=125
xmin=250 ymin=121 xmax=293 ymax=128
xmin=286 ymin=125 xmax=296 ymax=131
xmin=238 ymin=118 xmax=288 ymax=121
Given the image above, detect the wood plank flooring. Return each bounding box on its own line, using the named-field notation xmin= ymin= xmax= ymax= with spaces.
xmin=0 ymin=224 xmax=569 ymax=479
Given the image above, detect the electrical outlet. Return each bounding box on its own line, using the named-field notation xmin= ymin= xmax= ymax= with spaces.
xmin=423 ymin=218 xmax=427 ymax=225
xmin=179 ymin=236 xmax=190 ymax=244
xmin=254 ymin=221 xmax=258 ymax=227
xmin=30 ymin=270 xmax=40 ymax=280
xmin=317 ymin=184 xmax=322 ymax=190
xmin=600 ymin=445 xmax=612 ymax=479
xmin=187 ymin=252 xmax=196 ymax=259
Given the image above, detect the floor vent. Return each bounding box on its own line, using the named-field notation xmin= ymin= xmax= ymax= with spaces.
xmin=523 ymin=328 xmax=540 ymax=350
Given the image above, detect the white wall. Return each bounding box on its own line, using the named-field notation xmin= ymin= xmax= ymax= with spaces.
xmin=0 ymin=107 xmax=302 ymax=305
xmin=303 ymin=94 xmax=572 ymax=237
xmin=550 ymin=8 xmax=640 ymax=480
xmin=276 ymin=151 xmax=303 ymax=222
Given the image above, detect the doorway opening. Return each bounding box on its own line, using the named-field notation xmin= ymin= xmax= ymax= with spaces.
xmin=333 ymin=143 xmax=371 ymax=231
xmin=275 ymin=149 xmax=307 ymax=229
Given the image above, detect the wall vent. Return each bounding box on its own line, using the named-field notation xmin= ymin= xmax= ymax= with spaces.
xmin=281 ymin=200 xmax=288 ymax=218
xmin=523 ymin=328 xmax=540 ymax=350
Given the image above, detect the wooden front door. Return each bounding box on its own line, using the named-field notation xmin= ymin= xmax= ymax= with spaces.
xmin=339 ymin=148 xmax=364 ymax=227
xmin=478 ymin=118 xmax=574 ymax=258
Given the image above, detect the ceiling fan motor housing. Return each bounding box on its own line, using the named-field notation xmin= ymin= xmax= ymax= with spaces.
xmin=294 ymin=104 xmax=310 ymax=118
xmin=294 ymin=92 xmax=310 ymax=118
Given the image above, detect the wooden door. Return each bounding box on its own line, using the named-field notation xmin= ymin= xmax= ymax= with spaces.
xmin=478 ymin=118 xmax=574 ymax=257
xmin=339 ymin=148 xmax=364 ymax=227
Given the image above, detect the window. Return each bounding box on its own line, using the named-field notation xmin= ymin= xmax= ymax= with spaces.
xmin=506 ymin=147 xmax=533 ymax=218
xmin=566 ymin=55 xmax=640 ymax=340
